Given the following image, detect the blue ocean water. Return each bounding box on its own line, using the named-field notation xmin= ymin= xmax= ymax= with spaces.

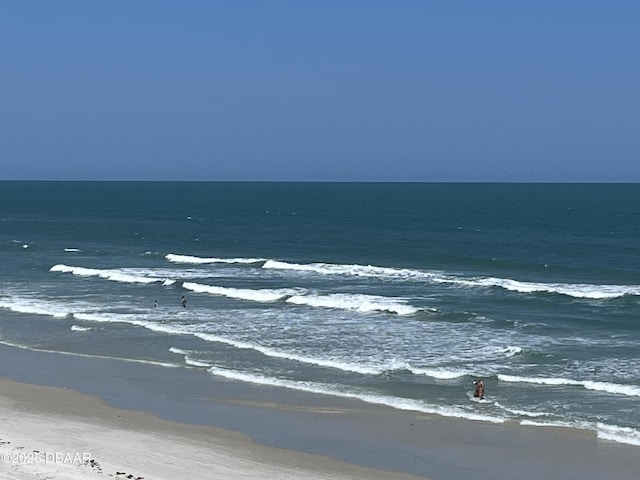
xmin=1 ymin=181 xmax=639 ymax=445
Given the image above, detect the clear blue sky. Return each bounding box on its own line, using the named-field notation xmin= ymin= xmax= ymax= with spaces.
xmin=1 ymin=1 xmax=638 ymax=181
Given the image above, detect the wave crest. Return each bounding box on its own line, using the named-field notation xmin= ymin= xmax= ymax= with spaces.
xmin=182 ymin=282 xmax=300 ymax=302
xmin=286 ymin=293 xmax=420 ymax=315
xmin=166 ymin=254 xmax=266 ymax=264
xmin=498 ymin=374 xmax=640 ymax=397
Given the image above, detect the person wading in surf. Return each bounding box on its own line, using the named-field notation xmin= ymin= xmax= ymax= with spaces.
xmin=473 ymin=378 xmax=485 ymax=400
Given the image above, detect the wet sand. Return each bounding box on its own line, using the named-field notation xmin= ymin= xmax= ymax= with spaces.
xmin=0 ymin=378 xmax=426 ymax=480
xmin=0 ymin=343 xmax=639 ymax=480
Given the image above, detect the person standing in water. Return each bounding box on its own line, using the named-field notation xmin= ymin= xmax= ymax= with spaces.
xmin=181 ymin=296 xmax=187 ymax=308
xmin=473 ymin=378 xmax=485 ymax=399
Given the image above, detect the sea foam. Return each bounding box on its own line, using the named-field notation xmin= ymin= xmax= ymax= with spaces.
xmin=286 ymin=292 xmax=421 ymax=315
xmin=499 ymin=374 xmax=640 ymax=397
xmin=597 ymin=423 xmax=640 ymax=446
xmin=0 ymin=297 xmax=71 ymax=318
xmin=207 ymin=365 xmax=506 ymax=424
xmin=166 ymin=254 xmax=266 ymax=264
xmin=465 ymin=277 xmax=640 ymax=299
xmin=50 ymin=264 xmax=164 ymax=284
xmin=182 ymin=282 xmax=300 ymax=302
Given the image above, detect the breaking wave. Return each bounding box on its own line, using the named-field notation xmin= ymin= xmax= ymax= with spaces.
xmin=182 ymin=282 xmax=301 ymax=303
xmin=498 ymin=374 xmax=640 ymax=397
xmin=262 ymin=259 xmax=640 ymax=299
xmin=50 ymin=264 xmax=168 ymax=285
xmin=166 ymin=254 xmax=266 ymax=264
xmin=286 ymin=292 xmax=421 ymax=315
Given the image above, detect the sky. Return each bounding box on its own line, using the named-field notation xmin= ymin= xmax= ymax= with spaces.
xmin=1 ymin=1 xmax=639 ymax=182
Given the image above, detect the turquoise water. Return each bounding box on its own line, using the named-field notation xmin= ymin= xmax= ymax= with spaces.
xmin=1 ymin=181 xmax=639 ymax=445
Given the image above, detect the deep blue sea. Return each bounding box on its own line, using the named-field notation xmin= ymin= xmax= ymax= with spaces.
xmin=1 ymin=182 xmax=639 ymax=446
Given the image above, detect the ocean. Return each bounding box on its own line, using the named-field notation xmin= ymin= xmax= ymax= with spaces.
xmin=1 ymin=181 xmax=639 ymax=446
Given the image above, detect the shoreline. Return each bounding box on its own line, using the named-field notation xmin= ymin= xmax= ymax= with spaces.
xmin=0 ymin=377 xmax=424 ymax=480
xmin=1 ymin=343 xmax=639 ymax=479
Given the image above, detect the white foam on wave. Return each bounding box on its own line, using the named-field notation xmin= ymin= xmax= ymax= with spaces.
xmin=67 ymin=311 xmax=380 ymax=377
xmin=263 ymin=259 xmax=433 ymax=280
xmin=50 ymin=264 xmax=166 ymax=285
xmin=207 ymin=365 xmax=506 ymax=424
xmin=499 ymin=374 xmax=640 ymax=397
xmin=65 ymin=316 xmax=390 ymax=376
xmin=73 ymin=313 xmax=222 ymax=355
xmin=169 ymin=347 xmax=190 ymax=355
xmin=0 ymin=339 xmax=179 ymax=369
xmin=70 ymin=325 xmax=92 ymax=332
xmin=518 ymin=418 xmax=640 ymax=446
xmin=264 ymin=259 xmax=640 ymax=300
xmin=0 ymin=295 xmax=163 ymax=326
xmin=286 ymin=293 xmax=421 ymax=315
xmin=182 ymin=278 xmax=424 ymax=315
xmin=494 ymin=402 xmax=552 ymax=418
xmin=170 ymin=334 xmax=468 ymax=380
xmin=182 ymin=282 xmax=301 ymax=302
xmin=73 ymin=312 xmax=187 ymax=338
xmin=583 ymin=380 xmax=640 ymax=397
xmin=194 ymin=332 xmax=381 ymax=375
xmin=520 ymin=419 xmax=591 ymax=430
xmin=596 ymin=423 xmax=640 ymax=447
xmin=170 ymin=336 xmax=474 ymax=381
xmin=183 ymin=357 xmax=213 ymax=368
xmin=64 ymin=248 xmax=82 ymax=252
xmin=166 ymin=254 xmax=266 ymax=264
xmin=0 ymin=297 xmax=72 ymax=318
xmin=495 ymin=345 xmax=523 ymax=357
xmin=410 ymin=367 xmax=468 ymax=379
xmin=50 ymin=264 xmax=209 ymax=285
xmin=168 ymin=347 xmax=213 ymax=368
xmin=472 ymin=277 xmax=640 ymax=299
xmin=0 ymin=302 xmax=465 ymax=380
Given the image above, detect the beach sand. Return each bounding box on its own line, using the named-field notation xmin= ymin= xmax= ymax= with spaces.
xmin=1 ymin=343 xmax=639 ymax=480
xmin=0 ymin=378 xmax=424 ymax=480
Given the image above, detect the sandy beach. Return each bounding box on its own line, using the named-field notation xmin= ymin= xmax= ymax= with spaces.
xmin=0 ymin=378 xmax=426 ymax=480
xmin=1 ymin=343 xmax=639 ymax=480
